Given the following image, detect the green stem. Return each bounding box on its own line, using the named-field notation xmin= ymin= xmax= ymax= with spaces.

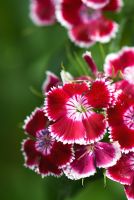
xmin=66 ymin=47 xmax=82 ymax=76
xmin=29 ymin=86 xmax=43 ymax=98
xmin=74 ymin=52 xmax=89 ymax=76
xmin=99 ymin=43 xmax=105 ymax=60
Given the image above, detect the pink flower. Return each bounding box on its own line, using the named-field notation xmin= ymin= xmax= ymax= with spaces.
xmin=63 ymin=141 xmax=121 ymax=180
xmin=104 ymin=47 xmax=134 ymax=80
xmin=107 ymin=152 xmax=134 ymax=200
xmin=30 ymin=0 xmax=56 ymax=25
xmin=56 ymin=0 xmax=123 ymax=47
xmin=107 ymin=92 xmax=134 ymax=152
xmin=45 ymin=79 xmax=116 ymax=144
xmin=22 ymin=107 xmax=74 ymax=176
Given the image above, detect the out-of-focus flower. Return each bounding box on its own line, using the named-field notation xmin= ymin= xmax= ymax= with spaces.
xmin=22 ymin=107 xmax=74 ymax=176
xmin=104 ymin=47 xmax=134 ymax=80
xmin=107 ymin=152 xmax=134 ymax=200
xmin=63 ymin=141 xmax=121 ymax=180
xmin=56 ymin=0 xmax=123 ymax=47
xmin=30 ymin=0 xmax=57 ymax=25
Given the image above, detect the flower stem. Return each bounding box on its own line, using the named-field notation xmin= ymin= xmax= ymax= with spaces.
xmin=99 ymin=43 xmax=105 ymax=60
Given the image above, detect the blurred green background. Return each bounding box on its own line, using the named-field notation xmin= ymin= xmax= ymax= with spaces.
xmin=0 ymin=0 xmax=134 ymax=199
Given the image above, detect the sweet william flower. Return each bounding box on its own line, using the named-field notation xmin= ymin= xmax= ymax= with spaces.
xmin=30 ymin=0 xmax=57 ymax=25
xmin=22 ymin=107 xmax=74 ymax=176
xmin=104 ymin=47 xmax=134 ymax=79
xmin=107 ymin=92 xmax=134 ymax=152
xmin=107 ymin=152 xmax=134 ymax=200
xmin=63 ymin=141 xmax=121 ymax=180
xmin=56 ymin=0 xmax=123 ymax=47
xmin=45 ymin=78 xmax=117 ymax=144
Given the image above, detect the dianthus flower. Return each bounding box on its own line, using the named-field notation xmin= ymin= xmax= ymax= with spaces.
xmin=22 ymin=107 xmax=74 ymax=176
xmin=30 ymin=0 xmax=57 ymax=25
xmin=56 ymin=0 xmax=123 ymax=47
xmin=107 ymin=90 xmax=134 ymax=152
xmin=107 ymin=152 xmax=134 ymax=200
xmin=63 ymin=141 xmax=121 ymax=180
xmin=45 ymin=78 xmax=117 ymax=144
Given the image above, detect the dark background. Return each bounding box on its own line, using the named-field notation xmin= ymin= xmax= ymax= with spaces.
xmin=0 ymin=0 xmax=134 ymax=199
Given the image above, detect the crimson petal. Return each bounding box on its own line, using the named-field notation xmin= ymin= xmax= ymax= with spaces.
xmin=107 ymin=93 xmax=134 ymax=151
xmin=22 ymin=139 xmax=39 ymax=169
xmin=103 ymin=0 xmax=123 ymax=12
xmin=42 ymin=71 xmax=60 ymax=94
xmin=89 ymin=15 xmax=118 ymax=43
xmin=51 ymin=142 xmax=74 ymax=168
xmin=56 ymin=0 xmax=83 ymax=28
xmin=24 ymin=108 xmax=47 ymax=137
xmin=86 ymin=79 xmax=114 ymax=108
xmin=82 ymin=0 xmax=109 ymax=9
xmin=95 ymin=142 xmax=121 ymax=168
xmin=30 ymin=0 xmax=56 ymax=25
xmin=49 ymin=116 xmax=87 ymax=144
xmin=125 ymin=180 xmax=134 ymax=200
xmin=69 ymin=23 xmax=95 ymax=48
xmin=107 ymin=152 xmax=134 ymax=185
xmin=38 ymin=156 xmax=63 ymax=177
xmin=63 ymin=145 xmax=96 ymax=180
xmin=82 ymin=112 xmax=106 ymax=143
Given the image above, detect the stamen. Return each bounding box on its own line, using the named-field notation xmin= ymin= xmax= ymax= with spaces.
xmin=35 ymin=129 xmax=54 ymax=155
xmin=66 ymin=95 xmax=92 ymax=120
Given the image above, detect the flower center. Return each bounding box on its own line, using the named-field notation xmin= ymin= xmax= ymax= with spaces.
xmin=80 ymin=5 xmax=101 ymax=23
xmin=123 ymin=66 xmax=134 ymax=84
xmin=66 ymin=95 xmax=92 ymax=120
xmin=35 ymin=129 xmax=54 ymax=155
xmin=123 ymin=106 xmax=134 ymax=130
xmin=87 ymin=144 xmax=95 ymax=152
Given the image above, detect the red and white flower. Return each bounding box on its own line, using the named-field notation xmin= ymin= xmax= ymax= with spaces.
xmin=56 ymin=0 xmax=123 ymax=47
xmin=107 ymin=92 xmax=134 ymax=152
xmin=30 ymin=0 xmax=57 ymax=25
xmin=63 ymin=141 xmax=121 ymax=180
xmin=107 ymin=152 xmax=134 ymax=200
xmin=22 ymin=107 xmax=74 ymax=177
xmin=104 ymin=47 xmax=134 ymax=80
xmin=45 ymin=79 xmax=116 ymax=144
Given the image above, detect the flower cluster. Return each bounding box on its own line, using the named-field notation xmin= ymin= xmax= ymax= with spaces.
xmin=22 ymin=47 xmax=134 ymax=200
xmin=29 ymin=0 xmax=123 ymax=47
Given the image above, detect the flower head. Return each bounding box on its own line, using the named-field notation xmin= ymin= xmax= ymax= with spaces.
xmin=56 ymin=0 xmax=123 ymax=47
xmin=107 ymin=152 xmax=134 ymax=200
xmin=45 ymin=79 xmax=117 ymax=144
xmin=42 ymin=71 xmax=60 ymax=94
xmin=63 ymin=141 xmax=121 ymax=180
xmin=107 ymin=92 xmax=134 ymax=152
xmin=22 ymin=107 xmax=74 ymax=176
